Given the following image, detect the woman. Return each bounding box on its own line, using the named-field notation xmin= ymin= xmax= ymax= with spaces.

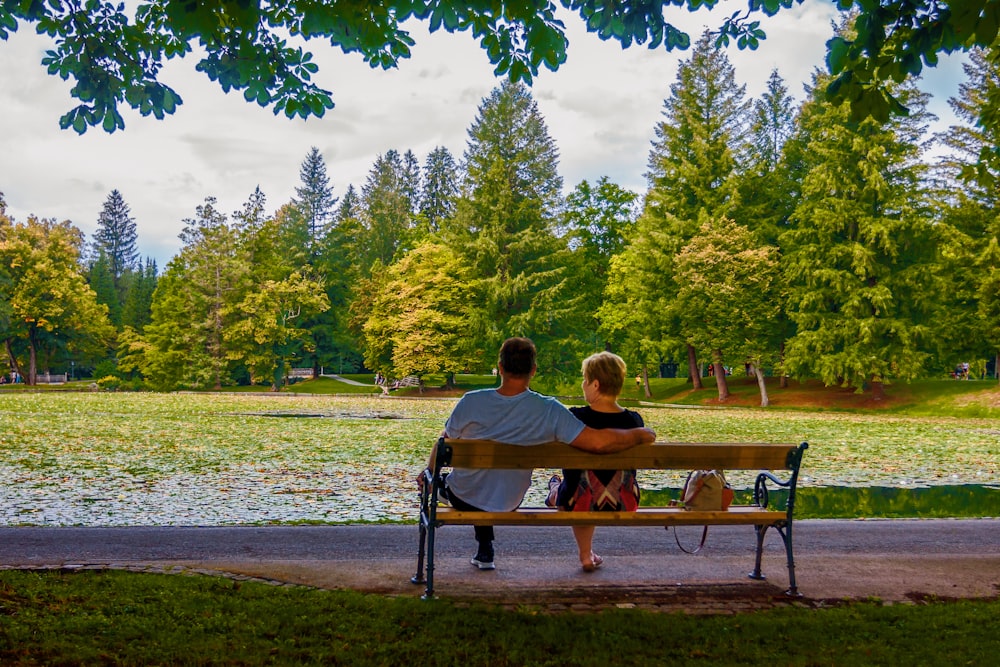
xmin=546 ymin=351 xmax=644 ymax=571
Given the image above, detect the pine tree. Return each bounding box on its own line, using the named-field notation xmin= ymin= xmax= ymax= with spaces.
xmin=601 ymin=32 xmax=750 ymax=394
xmin=143 ymin=198 xmax=246 ymax=389
xmin=358 ymin=150 xmax=412 ymax=274
xmin=933 ymin=47 xmax=1000 ymax=375
xmin=736 ymin=69 xmax=797 ymax=244
xmin=93 ymin=189 xmax=138 ymax=283
xmin=120 ymin=258 xmax=157 ymax=332
xmin=781 ymin=72 xmax=938 ymax=398
xmin=447 ymin=80 xmax=567 ymax=368
xmin=420 ymin=146 xmax=459 ymax=231
xmin=294 ymin=147 xmax=337 ymax=247
xmin=88 ymin=251 xmax=121 ymax=326
xmin=336 ymin=185 xmax=360 ymax=223
xmin=402 ymin=149 xmax=422 ymax=214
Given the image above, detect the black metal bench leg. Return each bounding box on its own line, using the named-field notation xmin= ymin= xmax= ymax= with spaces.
xmin=422 ymin=523 xmax=436 ymax=599
xmin=411 ymin=517 xmax=427 ymax=585
xmin=748 ymin=524 xmax=767 ymax=581
xmin=782 ymin=523 xmax=801 ymax=597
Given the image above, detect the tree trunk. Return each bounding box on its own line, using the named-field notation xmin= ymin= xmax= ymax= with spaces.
xmin=27 ymin=327 xmax=38 ymax=386
xmin=712 ymin=349 xmax=729 ymax=401
xmin=750 ymin=362 xmax=769 ymax=407
xmin=687 ymin=344 xmax=703 ymax=390
xmin=5 ymin=339 xmax=21 ymax=379
xmin=779 ymin=340 xmax=788 ymax=389
xmin=641 ymin=365 xmax=651 ymax=399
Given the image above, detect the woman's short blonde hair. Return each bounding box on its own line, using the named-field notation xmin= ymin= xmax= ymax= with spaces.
xmin=581 ymin=351 xmax=627 ymax=397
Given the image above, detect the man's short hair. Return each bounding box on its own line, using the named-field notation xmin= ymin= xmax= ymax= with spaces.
xmin=498 ymin=338 xmax=536 ymax=378
xmin=582 ymin=351 xmax=626 ymax=397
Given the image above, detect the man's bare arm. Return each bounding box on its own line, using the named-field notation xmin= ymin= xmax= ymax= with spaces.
xmin=569 ymin=426 xmax=656 ymax=454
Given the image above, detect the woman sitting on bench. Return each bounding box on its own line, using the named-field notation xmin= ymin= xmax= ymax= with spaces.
xmin=546 ymin=351 xmax=645 ymax=572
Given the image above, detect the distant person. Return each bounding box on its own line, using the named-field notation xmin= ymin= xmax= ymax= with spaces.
xmin=546 ymin=352 xmax=644 ymax=572
xmin=419 ymin=338 xmax=656 ymax=570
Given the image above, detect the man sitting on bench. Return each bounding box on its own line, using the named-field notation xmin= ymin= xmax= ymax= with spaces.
xmin=420 ymin=337 xmax=656 ymax=570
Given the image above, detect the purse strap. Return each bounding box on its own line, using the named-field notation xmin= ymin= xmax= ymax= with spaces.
xmin=670 ymin=525 xmax=709 ymax=554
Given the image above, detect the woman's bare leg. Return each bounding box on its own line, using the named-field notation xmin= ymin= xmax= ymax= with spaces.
xmin=573 ymin=525 xmax=596 ymax=567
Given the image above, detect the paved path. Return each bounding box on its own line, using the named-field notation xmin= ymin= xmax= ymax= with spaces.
xmin=3 ymin=519 xmax=999 ymax=612
xmin=320 ymin=374 xmax=371 ymax=386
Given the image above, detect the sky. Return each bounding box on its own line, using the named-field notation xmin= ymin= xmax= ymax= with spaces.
xmin=0 ymin=1 xmax=969 ymax=268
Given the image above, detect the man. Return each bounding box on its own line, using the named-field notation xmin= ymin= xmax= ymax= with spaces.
xmin=422 ymin=337 xmax=656 ymax=570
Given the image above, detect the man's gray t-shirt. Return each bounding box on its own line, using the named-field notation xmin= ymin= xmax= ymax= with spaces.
xmin=443 ymin=388 xmax=586 ymax=511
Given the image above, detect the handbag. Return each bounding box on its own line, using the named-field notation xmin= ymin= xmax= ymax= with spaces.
xmin=681 ymin=470 xmax=734 ymax=511
xmin=671 ymin=470 xmax=734 ymax=553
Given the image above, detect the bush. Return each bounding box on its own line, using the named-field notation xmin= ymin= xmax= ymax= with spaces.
xmin=95 ymin=375 xmax=121 ymax=391
xmin=92 ymin=359 xmax=120 ymax=380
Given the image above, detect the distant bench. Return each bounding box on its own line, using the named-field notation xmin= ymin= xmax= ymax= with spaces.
xmin=378 ymin=376 xmax=421 ymax=394
xmin=35 ymin=373 xmax=68 ymax=384
xmin=413 ymin=438 xmax=809 ymax=599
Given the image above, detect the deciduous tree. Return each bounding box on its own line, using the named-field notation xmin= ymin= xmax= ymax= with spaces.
xmin=2 ymin=1 xmax=958 ymax=131
xmin=1 ymin=216 xmax=113 ymax=384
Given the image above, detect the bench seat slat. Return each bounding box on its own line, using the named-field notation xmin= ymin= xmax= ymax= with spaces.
xmin=434 ymin=505 xmax=786 ymax=527
xmin=443 ymin=440 xmax=797 ymax=471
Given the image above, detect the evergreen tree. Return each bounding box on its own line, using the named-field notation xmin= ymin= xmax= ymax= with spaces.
xmin=737 ymin=69 xmax=797 ymax=244
xmin=601 ymin=32 xmax=750 ymax=393
xmin=402 ymin=149 xmax=422 ymax=215
xmin=781 ymin=72 xmax=938 ymax=398
xmin=929 ymin=48 xmax=1000 ymax=376
xmin=120 ymin=258 xmax=157 ymax=332
xmin=93 ymin=189 xmax=138 ymax=282
xmin=88 ymin=251 xmax=121 ymax=327
xmin=358 ymin=150 xmax=412 ymax=275
xmin=142 ymin=198 xmax=246 ymax=389
xmin=336 ymin=185 xmax=360 ymax=223
xmin=420 ymin=146 xmax=459 ymax=231
xmin=294 ymin=147 xmax=337 ymax=247
xmin=447 ymin=80 xmax=568 ymax=369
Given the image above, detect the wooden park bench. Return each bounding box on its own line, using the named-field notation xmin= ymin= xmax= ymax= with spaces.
xmin=413 ymin=438 xmax=809 ymax=599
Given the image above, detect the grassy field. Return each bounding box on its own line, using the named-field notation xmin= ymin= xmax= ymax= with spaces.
xmin=0 ymin=380 xmax=998 ymax=525
xmin=1 ymin=569 xmax=999 ymax=665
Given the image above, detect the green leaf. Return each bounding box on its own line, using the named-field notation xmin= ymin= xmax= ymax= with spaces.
xmin=827 ymin=36 xmax=850 ymax=75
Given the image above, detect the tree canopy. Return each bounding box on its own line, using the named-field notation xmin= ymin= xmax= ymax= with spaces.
xmin=2 ymin=0 xmax=983 ymax=132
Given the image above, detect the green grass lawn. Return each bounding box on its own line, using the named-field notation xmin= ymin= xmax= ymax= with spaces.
xmin=1 ymin=569 xmax=998 ymax=666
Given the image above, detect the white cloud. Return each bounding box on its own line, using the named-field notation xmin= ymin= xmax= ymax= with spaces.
xmin=0 ymin=1 xmax=965 ymax=267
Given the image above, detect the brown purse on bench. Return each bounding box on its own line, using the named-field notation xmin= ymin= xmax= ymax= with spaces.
xmin=681 ymin=470 xmax=734 ymax=511
xmin=671 ymin=470 xmax=734 ymax=553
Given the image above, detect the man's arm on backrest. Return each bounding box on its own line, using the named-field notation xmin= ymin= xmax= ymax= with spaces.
xmin=570 ymin=425 xmax=656 ymax=454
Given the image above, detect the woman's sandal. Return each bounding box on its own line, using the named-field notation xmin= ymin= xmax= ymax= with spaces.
xmin=581 ymin=553 xmax=603 ymax=572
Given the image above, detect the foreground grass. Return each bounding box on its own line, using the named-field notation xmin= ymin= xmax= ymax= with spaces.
xmin=0 ymin=570 xmax=997 ymax=666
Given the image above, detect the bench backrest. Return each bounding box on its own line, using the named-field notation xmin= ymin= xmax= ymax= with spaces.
xmin=438 ymin=439 xmax=806 ymax=472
